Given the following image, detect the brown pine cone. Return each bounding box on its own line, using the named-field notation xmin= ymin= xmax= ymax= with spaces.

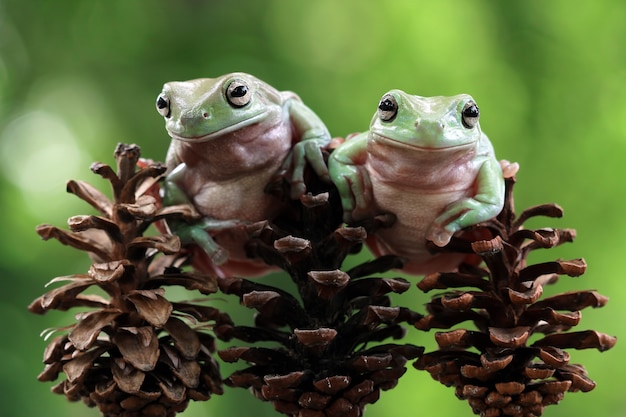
xmin=29 ymin=144 xmax=231 ymax=417
xmin=414 ymin=172 xmax=617 ymax=417
xmin=215 ymin=172 xmax=424 ymax=417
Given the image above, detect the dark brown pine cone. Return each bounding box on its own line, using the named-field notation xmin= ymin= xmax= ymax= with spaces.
xmin=414 ymin=170 xmax=617 ymax=417
xmin=29 ymin=144 xmax=231 ymax=417
xmin=214 ymin=169 xmax=424 ymax=417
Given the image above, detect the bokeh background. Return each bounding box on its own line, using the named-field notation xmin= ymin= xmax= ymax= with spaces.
xmin=1 ymin=1 xmax=624 ymax=416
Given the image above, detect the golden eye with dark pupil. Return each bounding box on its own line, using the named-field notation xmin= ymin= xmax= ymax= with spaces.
xmin=378 ymin=94 xmax=398 ymax=122
xmin=156 ymin=94 xmax=170 ymax=118
xmin=461 ymin=101 xmax=480 ymax=129
xmin=226 ymin=80 xmax=252 ymax=107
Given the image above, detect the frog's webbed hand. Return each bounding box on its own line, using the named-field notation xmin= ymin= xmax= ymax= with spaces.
xmin=328 ymin=136 xmax=373 ymax=223
xmin=283 ymin=133 xmax=331 ymax=199
xmin=427 ymin=158 xmax=505 ymax=247
xmin=281 ymin=98 xmax=332 ymax=199
xmin=329 ymin=163 xmax=373 ymax=223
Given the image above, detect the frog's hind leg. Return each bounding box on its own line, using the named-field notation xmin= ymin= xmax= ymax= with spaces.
xmin=167 ymin=218 xmax=236 ymax=265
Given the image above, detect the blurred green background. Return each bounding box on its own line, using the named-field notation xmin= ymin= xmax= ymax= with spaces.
xmin=1 ymin=0 xmax=624 ymax=416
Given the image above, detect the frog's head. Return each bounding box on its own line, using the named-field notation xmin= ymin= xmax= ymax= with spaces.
xmin=369 ymin=90 xmax=483 ymax=150
xmin=156 ymin=72 xmax=284 ymax=143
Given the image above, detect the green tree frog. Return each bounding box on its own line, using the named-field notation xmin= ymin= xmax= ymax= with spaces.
xmin=329 ymin=90 xmax=505 ymax=275
xmin=156 ymin=72 xmax=330 ymax=275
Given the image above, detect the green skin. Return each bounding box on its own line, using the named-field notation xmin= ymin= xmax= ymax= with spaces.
xmin=157 ymin=72 xmax=330 ymax=272
xmin=329 ymin=90 xmax=504 ymax=275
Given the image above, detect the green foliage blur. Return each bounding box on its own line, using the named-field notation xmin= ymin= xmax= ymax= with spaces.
xmin=1 ymin=1 xmax=624 ymax=416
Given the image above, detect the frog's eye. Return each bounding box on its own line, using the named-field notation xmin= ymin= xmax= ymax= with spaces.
xmin=226 ymin=80 xmax=252 ymax=107
xmin=156 ymin=94 xmax=170 ymax=118
xmin=461 ymin=101 xmax=480 ymax=129
xmin=378 ymin=94 xmax=398 ymax=122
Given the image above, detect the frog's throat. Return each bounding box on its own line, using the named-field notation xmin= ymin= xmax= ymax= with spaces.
xmin=168 ymin=112 xmax=267 ymax=143
xmin=371 ymin=133 xmax=475 ymax=152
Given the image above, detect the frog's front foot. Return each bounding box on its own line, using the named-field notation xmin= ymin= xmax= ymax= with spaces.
xmin=427 ymin=197 xmax=502 ymax=247
xmin=283 ymin=138 xmax=331 ymax=199
xmin=328 ymin=165 xmax=373 ymax=224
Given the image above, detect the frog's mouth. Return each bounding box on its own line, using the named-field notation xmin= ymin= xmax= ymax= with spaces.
xmin=372 ymin=133 xmax=475 ymax=151
xmin=168 ymin=113 xmax=267 ymax=143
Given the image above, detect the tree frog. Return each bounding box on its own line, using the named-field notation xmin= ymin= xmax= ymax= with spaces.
xmin=329 ymin=90 xmax=505 ymax=275
xmin=156 ymin=72 xmax=330 ymax=275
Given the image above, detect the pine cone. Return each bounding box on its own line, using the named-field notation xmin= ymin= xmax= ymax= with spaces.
xmin=215 ymin=171 xmax=423 ymax=417
xmin=29 ymin=144 xmax=231 ymax=417
xmin=414 ymin=172 xmax=617 ymax=417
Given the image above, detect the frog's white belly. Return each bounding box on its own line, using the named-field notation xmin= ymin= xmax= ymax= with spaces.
xmin=374 ymin=182 xmax=468 ymax=252
xmin=192 ymin=169 xmax=282 ymax=222
xmin=365 ymin=161 xmax=476 ymax=274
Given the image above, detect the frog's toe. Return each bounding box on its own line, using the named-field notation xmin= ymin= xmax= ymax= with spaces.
xmin=499 ymin=159 xmax=520 ymax=178
xmin=289 ymin=180 xmax=306 ymax=199
xmin=427 ymin=225 xmax=453 ymax=247
xmin=317 ymin=170 xmax=331 ymax=183
xmin=209 ymin=246 xmax=229 ymax=265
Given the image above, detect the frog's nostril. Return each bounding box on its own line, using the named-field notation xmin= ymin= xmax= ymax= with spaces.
xmin=202 ymin=111 xmax=209 ymax=119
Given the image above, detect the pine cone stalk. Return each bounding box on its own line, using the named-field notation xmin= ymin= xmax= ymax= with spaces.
xmin=29 ymin=144 xmax=231 ymax=417
xmin=414 ymin=172 xmax=617 ymax=417
xmin=215 ymin=168 xmax=424 ymax=417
